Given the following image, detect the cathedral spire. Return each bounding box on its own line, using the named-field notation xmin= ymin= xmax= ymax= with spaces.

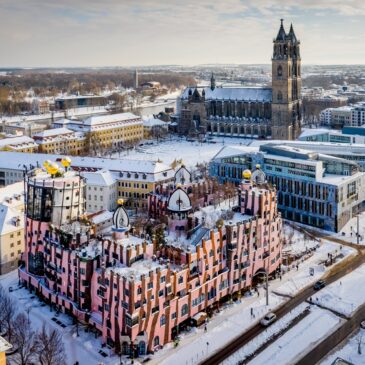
xmin=210 ymin=72 xmax=216 ymax=91
xmin=288 ymin=23 xmax=297 ymax=43
xmin=276 ymin=18 xmax=286 ymax=41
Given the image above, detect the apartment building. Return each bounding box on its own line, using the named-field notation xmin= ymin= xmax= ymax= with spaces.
xmin=33 ymin=127 xmax=86 ymax=155
xmin=0 ymin=182 xmax=25 ymax=274
xmin=19 ymin=162 xmax=282 ymax=355
xmin=0 ymin=136 xmax=38 ymax=153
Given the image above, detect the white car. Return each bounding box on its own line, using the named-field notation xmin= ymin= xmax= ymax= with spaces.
xmin=260 ymin=312 xmax=277 ymax=326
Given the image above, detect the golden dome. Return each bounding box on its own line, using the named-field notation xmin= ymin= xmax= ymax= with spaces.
xmin=117 ymin=198 xmax=124 ymax=206
xmin=61 ymin=157 xmax=72 ymax=168
xmin=43 ymin=160 xmax=51 ymax=169
xmin=47 ymin=162 xmax=59 ymax=175
xmin=256 ymin=164 xmax=261 ymax=170
xmin=242 ymin=169 xmax=252 ymax=180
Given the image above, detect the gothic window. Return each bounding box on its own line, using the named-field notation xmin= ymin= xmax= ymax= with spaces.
xmin=160 ymin=315 xmax=166 ymax=326
xmin=277 ymin=91 xmax=283 ymax=101
xmin=277 ymin=65 xmax=283 ymax=77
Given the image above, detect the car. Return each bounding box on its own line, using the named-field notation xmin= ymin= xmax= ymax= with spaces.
xmin=314 ymin=280 xmax=326 ymax=290
xmin=360 ymin=320 xmax=365 ymax=329
xmin=260 ymin=312 xmax=277 ymax=326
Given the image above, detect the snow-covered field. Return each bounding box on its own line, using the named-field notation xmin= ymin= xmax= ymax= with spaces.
xmin=222 ymin=303 xmax=310 ymax=365
xmin=247 ymin=306 xmax=345 ymax=365
xmin=319 ymin=329 xmax=365 ymax=365
xmin=314 ymin=263 xmax=365 ymax=318
xmin=274 ymin=240 xmax=355 ymax=297
xmin=113 ymin=136 xmax=252 ymax=170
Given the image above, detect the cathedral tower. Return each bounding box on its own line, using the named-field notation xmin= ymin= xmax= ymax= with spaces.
xmin=271 ymin=20 xmax=302 ymax=140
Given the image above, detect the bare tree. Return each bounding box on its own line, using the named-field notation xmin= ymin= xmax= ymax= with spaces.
xmin=0 ymin=284 xmax=16 ymax=343
xmin=35 ymin=324 xmax=67 ymax=365
xmin=12 ymin=313 xmax=37 ymax=365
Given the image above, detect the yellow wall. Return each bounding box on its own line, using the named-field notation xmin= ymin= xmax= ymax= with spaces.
xmin=0 ymin=351 xmax=6 ymax=365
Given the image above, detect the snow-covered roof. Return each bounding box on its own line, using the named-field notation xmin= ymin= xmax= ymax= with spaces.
xmin=89 ymin=210 xmax=113 ymax=225
xmin=84 ymin=112 xmax=140 ymax=126
xmin=0 ymin=152 xmax=174 ymax=182
xmin=299 ymin=128 xmax=333 ymax=138
xmin=0 ymin=336 xmax=12 ymax=352
xmin=0 ymin=204 xmax=23 ymax=235
xmin=82 ymin=169 xmax=116 ymax=186
xmin=0 ymin=136 xmax=36 ymax=149
xmin=181 ymin=87 xmax=272 ymax=102
xmin=0 ymin=182 xmax=24 ymax=209
xmin=33 ymin=127 xmax=74 ymax=138
xmin=143 ymin=117 xmax=169 ymax=128
xmin=212 ymin=145 xmax=259 ymax=161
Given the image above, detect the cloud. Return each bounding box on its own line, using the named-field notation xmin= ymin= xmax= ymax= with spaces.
xmin=0 ymin=0 xmax=364 ymax=66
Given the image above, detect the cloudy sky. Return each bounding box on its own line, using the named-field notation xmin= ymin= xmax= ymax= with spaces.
xmin=1 ymin=0 xmax=365 ymax=67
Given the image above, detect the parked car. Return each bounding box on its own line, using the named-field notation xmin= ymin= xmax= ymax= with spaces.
xmin=260 ymin=312 xmax=277 ymax=326
xmin=360 ymin=320 xmax=365 ymax=329
xmin=314 ymin=280 xmax=326 ymax=290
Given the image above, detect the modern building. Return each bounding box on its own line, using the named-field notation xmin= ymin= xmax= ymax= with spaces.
xmin=0 ymin=182 xmax=25 ymax=274
xmin=320 ymin=103 xmax=365 ymax=129
xmin=55 ymin=95 xmax=107 ymax=110
xmin=298 ymin=128 xmax=365 ymax=144
xmin=210 ymin=144 xmax=365 ymax=232
xmin=179 ymin=20 xmax=302 ymax=140
xmin=19 ymin=161 xmax=282 ymax=356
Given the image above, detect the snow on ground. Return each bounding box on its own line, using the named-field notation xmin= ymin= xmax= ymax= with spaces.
xmin=150 ymin=293 xmax=286 ymax=365
xmin=112 ymin=136 xmax=252 ymax=170
xmin=274 ymin=241 xmax=355 ymax=297
xmin=319 ymin=329 xmax=365 ymax=365
xmin=314 ymin=263 xmax=365 ymax=318
xmin=247 ymin=306 xmax=345 ymax=365
xmin=0 ymin=270 xmax=123 ymax=365
xmin=222 ymin=303 xmax=309 ymax=365
xmin=335 ymin=211 xmax=365 ymax=245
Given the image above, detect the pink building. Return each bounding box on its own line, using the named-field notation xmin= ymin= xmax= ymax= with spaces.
xmin=19 ymin=163 xmax=282 ymax=358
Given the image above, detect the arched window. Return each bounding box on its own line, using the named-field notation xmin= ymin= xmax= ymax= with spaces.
xmin=181 ymin=304 xmax=189 ymax=316
xmin=277 ymin=65 xmax=283 ymax=77
xmin=160 ymin=314 xmax=166 ymax=326
xmin=138 ymin=341 xmax=146 ymax=355
xmin=154 ymin=336 xmax=160 ymax=347
xmin=277 ymin=91 xmax=283 ymax=101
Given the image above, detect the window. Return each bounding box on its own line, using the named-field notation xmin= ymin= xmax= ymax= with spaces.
xmin=277 ymin=91 xmax=283 ymax=101
xmin=171 ymin=312 xmax=176 ymax=320
xmin=277 ymin=65 xmax=283 ymax=77
xmin=181 ymin=304 xmax=188 ymax=316
xmin=160 ymin=315 xmax=166 ymax=326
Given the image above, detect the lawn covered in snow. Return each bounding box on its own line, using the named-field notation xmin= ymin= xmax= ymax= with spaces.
xmin=314 ymin=263 xmax=365 ymax=317
xmin=113 ymin=136 xmax=252 ymax=170
xmin=247 ymin=306 xmax=345 ymax=365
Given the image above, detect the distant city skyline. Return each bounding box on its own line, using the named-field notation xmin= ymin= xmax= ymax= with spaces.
xmin=1 ymin=0 xmax=365 ymax=67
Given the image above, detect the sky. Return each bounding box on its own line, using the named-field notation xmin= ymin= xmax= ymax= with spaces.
xmin=1 ymin=0 xmax=365 ymax=67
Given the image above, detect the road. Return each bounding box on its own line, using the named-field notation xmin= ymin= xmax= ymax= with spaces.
xmin=200 ymin=231 xmax=365 ymax=365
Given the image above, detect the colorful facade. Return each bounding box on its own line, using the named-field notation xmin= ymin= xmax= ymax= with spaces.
xmin=19 ymin=161 xmax=282 ymax=356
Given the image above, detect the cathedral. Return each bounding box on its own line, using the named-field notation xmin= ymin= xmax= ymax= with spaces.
xmin=179 ymin=20 xmax=302 ymax=140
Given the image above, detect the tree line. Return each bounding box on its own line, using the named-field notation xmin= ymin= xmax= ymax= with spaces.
xmin=0 ymin=285 xmax=67 ymax=365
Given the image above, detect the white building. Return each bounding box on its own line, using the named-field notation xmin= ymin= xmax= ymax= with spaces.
xmin=82 ymin=169 xmax=118 ymax=212
xmin=0 ymin=182 xmax=25 ymax=274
